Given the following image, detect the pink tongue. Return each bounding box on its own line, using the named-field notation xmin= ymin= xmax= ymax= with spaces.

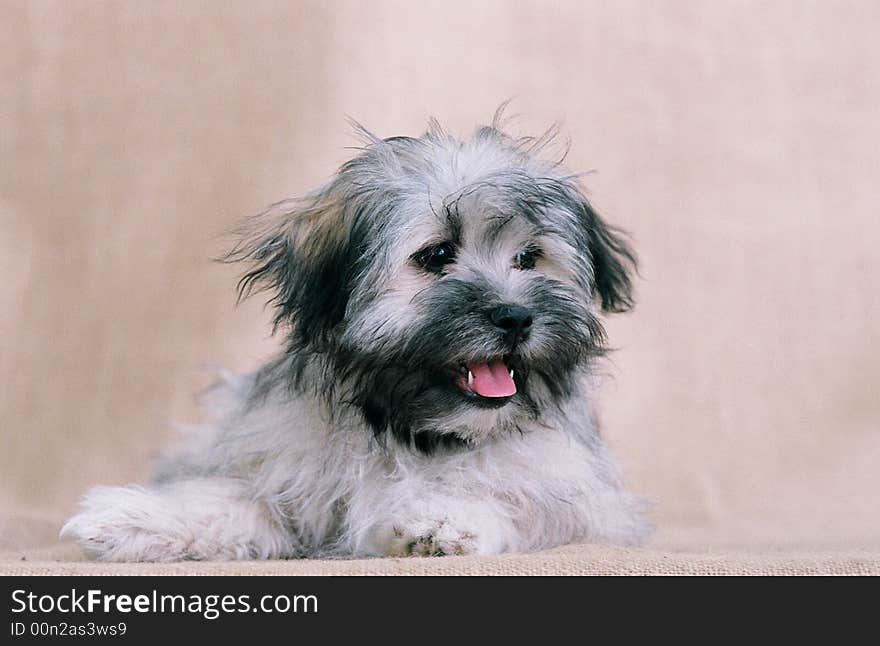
xmin=469 ymin=361 xmax=516 ymax=398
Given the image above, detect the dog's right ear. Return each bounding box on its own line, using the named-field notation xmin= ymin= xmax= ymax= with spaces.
xmin=224 ymin=188 xmax=359 ymax=347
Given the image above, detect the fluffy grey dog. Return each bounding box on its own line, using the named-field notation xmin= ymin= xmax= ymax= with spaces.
xmin=62 ymin=115 xmax=648 ymax=561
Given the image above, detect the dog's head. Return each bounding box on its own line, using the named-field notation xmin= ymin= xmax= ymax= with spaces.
xmin=229 ymin=118 xmax=636 ymax=452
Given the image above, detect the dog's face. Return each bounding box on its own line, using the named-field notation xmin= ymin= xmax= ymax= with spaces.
xmin=231 ymin=121 xmax=635 ymax=452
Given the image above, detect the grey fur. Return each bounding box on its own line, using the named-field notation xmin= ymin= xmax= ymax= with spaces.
xmin=61 ymin=117 xmax=648 ymax=561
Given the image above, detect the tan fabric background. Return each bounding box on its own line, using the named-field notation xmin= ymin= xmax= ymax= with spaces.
xmin=2 ymin=0 xmax=879 ymax=574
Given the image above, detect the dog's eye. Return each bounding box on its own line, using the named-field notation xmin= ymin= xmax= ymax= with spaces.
xmin=514 ymin=246 xmax=542 ymax=270
xmin=413 ymin=242 xmax=457 ymax=273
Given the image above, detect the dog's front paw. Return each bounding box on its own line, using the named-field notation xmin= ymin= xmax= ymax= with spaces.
xmin=387 ymin=520 xmax=480 ymax=557
xmin=62 ymin=482 xmax=294 ymax=562
xmin=61 ymin=486 xmax=195 ymax=562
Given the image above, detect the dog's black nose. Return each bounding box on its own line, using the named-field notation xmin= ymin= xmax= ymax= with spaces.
xmin=489 ymin=305 xmax=533 ymax=345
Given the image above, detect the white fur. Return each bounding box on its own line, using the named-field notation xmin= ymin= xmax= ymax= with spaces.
xmin=62 ymin=118 xmax=648 ymax=561
xmin=63 ymin=369 xmax=647 ymax=561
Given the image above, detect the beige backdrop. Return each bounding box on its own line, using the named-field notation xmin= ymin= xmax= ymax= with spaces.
xmin=2 ymin=0 xmax=879 ymax=571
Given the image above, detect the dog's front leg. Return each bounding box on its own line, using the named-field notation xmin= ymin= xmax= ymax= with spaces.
xmin=61 ymin=477 xmax=295 ymax=562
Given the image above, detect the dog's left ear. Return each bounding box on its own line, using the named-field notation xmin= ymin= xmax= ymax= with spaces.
xmin=580 ymin=200 xmax=637 ymax=313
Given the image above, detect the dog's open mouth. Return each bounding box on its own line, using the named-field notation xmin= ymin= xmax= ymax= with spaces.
xmin=452 ymin=358 xmax=516 ymax=408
